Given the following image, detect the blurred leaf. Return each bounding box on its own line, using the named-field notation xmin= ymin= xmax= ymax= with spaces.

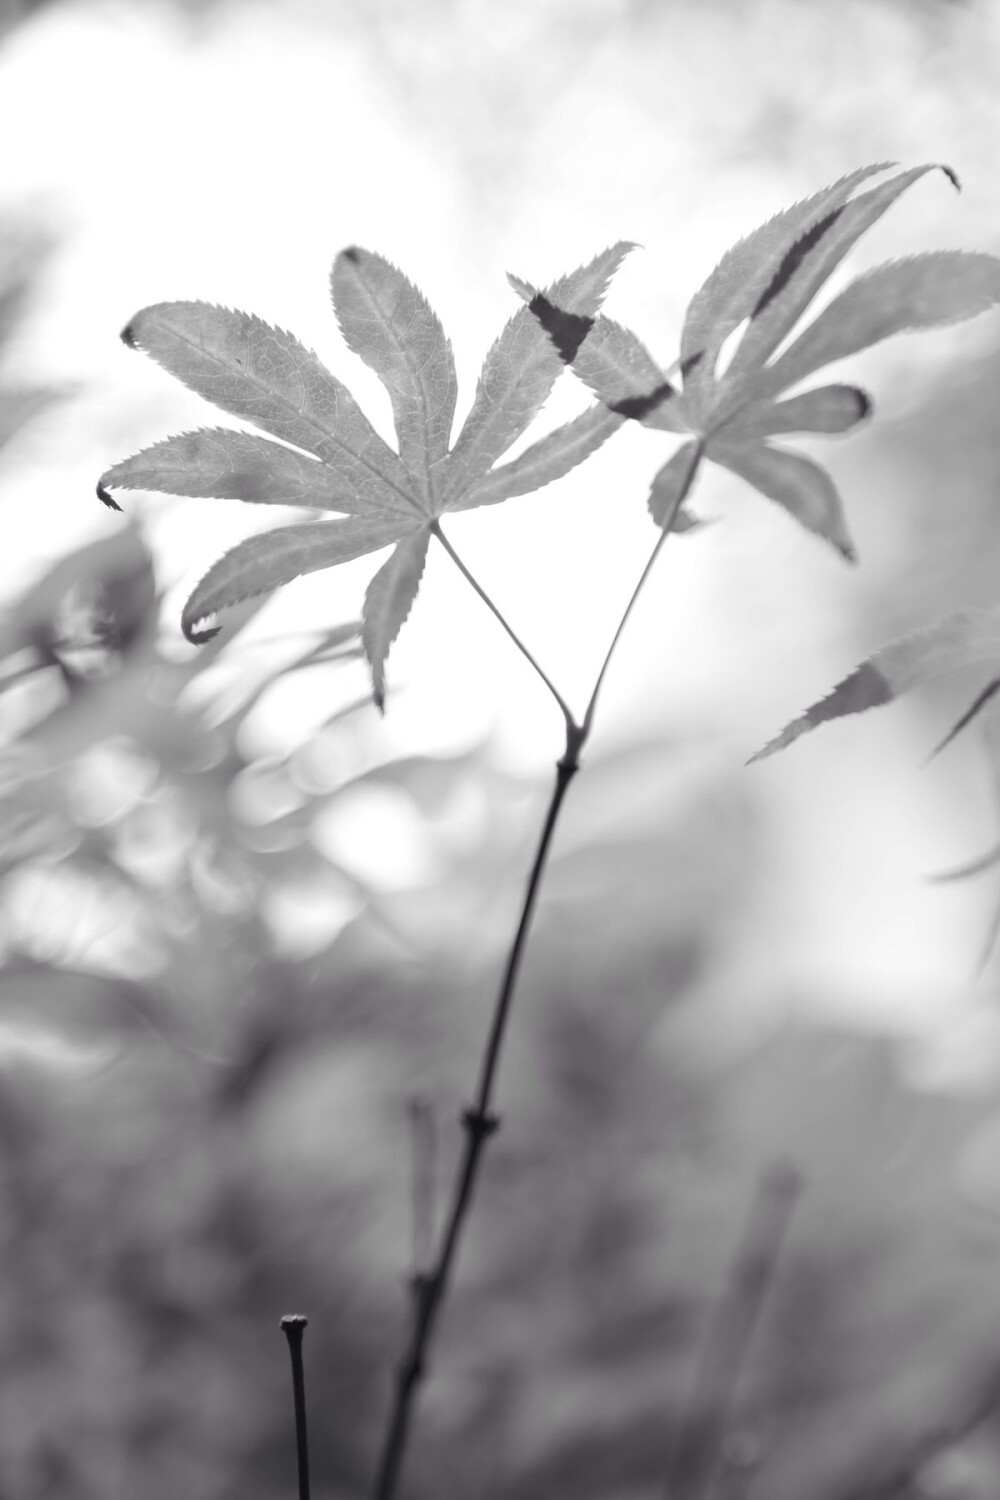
xmin=717 ymin=384 xmax=871 ymax=441
xmin=709 ymin=439 xmax=856 ymax=559
xmin=753 ymin=607 xmax=1000 ymax=760
xmin=648 ymin=442 xmax=702 ymax=530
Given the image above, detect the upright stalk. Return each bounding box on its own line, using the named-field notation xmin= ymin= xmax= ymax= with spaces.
xmin=373 ymin=448 xmax=704 ymax=1500
xmin=281 ymin=1315 xmax=311 ymax=1500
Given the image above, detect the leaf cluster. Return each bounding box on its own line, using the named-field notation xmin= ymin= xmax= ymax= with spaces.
xmin=522 ymin=163 xmax=1000 ymax=561
xmin=100 ymin=163 xmax=1000 ymax=743
xmin=99 ymin=245 xmax=634 ymax=707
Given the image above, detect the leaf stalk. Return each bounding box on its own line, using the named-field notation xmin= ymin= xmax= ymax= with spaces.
xmin=583 ymin=440 xmax=704 ymax=737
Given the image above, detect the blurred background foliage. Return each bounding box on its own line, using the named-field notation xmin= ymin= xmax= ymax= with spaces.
xmin=4 ymin=1 xmax=1000 ymax=1498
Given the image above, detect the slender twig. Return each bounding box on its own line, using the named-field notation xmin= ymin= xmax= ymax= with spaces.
xmin=583 ymin=439 xmax=704 ymax=738
xmin=281 ymin=1315 xmax=311 ymax=1500
xmin=407 ymin=1098 xmax=437 ymax=1277
xmin=665 ymin=1163 xmax=802 ymax=1500
xmin=431 ymin=518 xmax=578 ymax=734
xmin=372 ymin=725 xmax=583 ymax=1500
xmin=373 ymin=446 xmax=704 ymax=1500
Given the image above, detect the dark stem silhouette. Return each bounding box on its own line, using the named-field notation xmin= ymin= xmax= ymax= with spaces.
xmin=281 ymin=1315 xmax=311 ymax=1500
xmin=373 ymin=452 xmax=704 ymax=1500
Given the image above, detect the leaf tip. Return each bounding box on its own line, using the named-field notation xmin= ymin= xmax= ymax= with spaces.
xmin=341 ymin=245 xmax=362 ymax=264
xmin=941 ymin=163 xmax=961 ymax=192
xmin=182 ymin=613 xmax=222 ymax=646
xmin=506 ymin=271 xmax=536 ymax=303
xmin=745 ymin=741 xmax=776 ymax=767
xmin=120 ymin=321 xmax=138 ymax=350
xmin=96 ymin=480 xmax=122 ymax=511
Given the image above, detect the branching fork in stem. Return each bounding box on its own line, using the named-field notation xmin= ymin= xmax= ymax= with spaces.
xmin=373 ymin=452 xmax=704 ymax=1500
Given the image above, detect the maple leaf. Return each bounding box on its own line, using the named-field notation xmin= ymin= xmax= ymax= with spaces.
xmin=521 ymin=163 xmax=1000 ymax=559
xmin=99 ymin=244 xmax=634 ymax=708
xmin=749 ymin=609 xmax=1000 ymax=964
xmin=751 ymin=609 xmax=1000 ymax=762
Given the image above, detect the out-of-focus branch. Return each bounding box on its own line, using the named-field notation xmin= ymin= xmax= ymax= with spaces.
xmin=665 ymin=1162 xmax=803 ymax=1500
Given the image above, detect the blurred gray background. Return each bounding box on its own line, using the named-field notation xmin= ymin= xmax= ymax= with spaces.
xmin=2 ymin=1 xmax=1000 ymax=1497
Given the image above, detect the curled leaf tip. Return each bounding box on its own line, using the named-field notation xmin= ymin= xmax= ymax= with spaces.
xmin=941 ymin=164 xmax=961 ymax=192
xmin=184 ymin=617 xmax=221 ymax=645
xmin=341 ymin=246 xmax=362 ymax=263
xmin=96 ymin=480 xmax=122 ymax=511
xmin=120 ymin=322 xmax=138 ymax=349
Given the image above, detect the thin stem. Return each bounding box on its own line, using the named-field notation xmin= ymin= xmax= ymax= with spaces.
xmin=431 ymin=519 xmax=577 ymax=735
xmin=582 ymin=439 xmax=704 ymax=739
xmin=281 ymin=1315 xmax=311 ymax=1500
xmin=372 ymin=723 xmax=584 ymax=1500
xmin=407 ymin=1098 xmax=436 ymax=1276
xmin=373 ymin=444 xmax=702 ymax=1499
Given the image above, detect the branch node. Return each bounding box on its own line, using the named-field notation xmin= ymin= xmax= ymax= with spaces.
xmin=462 ymin=1107 xmax=500 ymax=1140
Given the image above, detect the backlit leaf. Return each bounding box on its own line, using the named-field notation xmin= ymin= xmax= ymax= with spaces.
xmin=100 ymin=428 xmax=384 ymax=513
xmin=440 ymin=242 xmax=636 ymax=505
xmin=648 ymin=442 xmax=702 ymax=529
xmin=454 ymin=404 xmax=624 ymax=510
xmin=504 ymin=284 xmax=688 ymax=432
xmin=715 ymin=164 xmax=957 ymax=419
xmin=120 ymin=302 xmax=421 ymax=519
xmin=713 ymin=385 xmax=871 ymax=442
xmin=757 ymin=252 xmax=1000 ymax=399
xmin=679 ymin=164 xmax=890 ymax=420
xmin=181 ymin=515 xmax=407 ymax=644
xmin=331 ymin=248 xmax=458 ymax=507
xmin=362 ymin=527 xmax=431 ymax=711
xmin=106 ymin=244 xmax=635 ymax=704
xmin=708 ymin=439 xmax=855 ymax=558
xmin=560 ymin=316 xmax=687 ymax=431
xmin=752 ymin=608 xmax=1000 ymax=761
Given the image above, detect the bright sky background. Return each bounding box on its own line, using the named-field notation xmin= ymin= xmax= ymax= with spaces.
xmin=4 ymin=0 xmax=1000 ymax=1049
